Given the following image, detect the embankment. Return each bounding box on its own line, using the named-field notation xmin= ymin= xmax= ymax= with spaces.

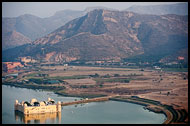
xmin=109 ymin=96 xmax=188 ymax=124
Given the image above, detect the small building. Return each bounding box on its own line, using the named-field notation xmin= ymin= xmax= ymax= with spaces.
xmin=178 ymin=56 xmax=184 ymax=60
xmin=63 ymin=64 xmax=68 ymax=67
xmin=154 ymin=66 xmax=161 ymax=70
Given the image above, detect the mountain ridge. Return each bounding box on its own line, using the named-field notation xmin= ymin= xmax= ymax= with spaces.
xmin=3 ymin=3 xmax=187 ymax=51
xmin=2 ymin=9 xmax=188 ymax=63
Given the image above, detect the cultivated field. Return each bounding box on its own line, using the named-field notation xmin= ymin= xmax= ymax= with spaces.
xmin=39 ymin=65 xmax=188 ymax=114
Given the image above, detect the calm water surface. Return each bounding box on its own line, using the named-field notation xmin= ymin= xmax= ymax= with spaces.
xmin=2 ymin=85 xmax=166 ymax=124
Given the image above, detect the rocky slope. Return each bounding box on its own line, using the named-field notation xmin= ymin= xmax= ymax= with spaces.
xmin=2 ymin=9 xmax=188 ymax=63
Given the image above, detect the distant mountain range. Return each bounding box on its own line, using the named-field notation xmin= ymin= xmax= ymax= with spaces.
xmin=125 ymin=3 xmax=188 ymax=15
xmin=2 ymin=10 xmax=85 ymax=50
xmin=2 ymin=3 xmax=188 ymax=51
xmin=3 ymin=8 xmax=188 ymax=63
xmin=2 ymin=6 xmax=118 ymax=51
xmin=2 ymin=3 xmax=187 ymax=51
xmin=2 ymin=30 xmax=31 ymax=50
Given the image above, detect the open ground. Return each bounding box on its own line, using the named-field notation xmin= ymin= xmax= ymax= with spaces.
xmin=3 ymin=65 xmax=188 ymax=123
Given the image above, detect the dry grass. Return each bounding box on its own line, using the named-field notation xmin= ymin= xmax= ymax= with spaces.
xmin=64 ymin=78 xmax=96 ymax=85
xmin=32 ymin=66 xmax=189 ymax=113
xmin=47 ymin=66 xmax=144 ymax=77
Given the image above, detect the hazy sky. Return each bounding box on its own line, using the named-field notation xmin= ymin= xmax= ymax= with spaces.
xmin=2 ymin=2 xmax=182 ymax=18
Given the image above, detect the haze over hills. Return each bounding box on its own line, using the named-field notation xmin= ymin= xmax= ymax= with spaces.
xmin=2 ymin=10 xmax=85 ymax=41
xmin=2 ymin=6 xmax=115 ymax=51
xmin=3 ymin=9 xmax=188 ymax=63
xmin=125 ymin=3 xmax=188 ymax=15
xmin=2 ymin=3 xmax=187 ymax=51
xmin=2 ymin=30 xmax=32 ymax=51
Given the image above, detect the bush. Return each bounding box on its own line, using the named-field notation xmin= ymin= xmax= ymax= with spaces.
xmin=99 ymin=84 xmax=103 ymax=88
xmin=29 ymin=78 xmax=43 ymax=84
xmin=167 ymin=92 xmax=170 ymax=96
xmin=89 ymin=73 xmax=99 ymax=78
xmin=114 ymin=74 xmax=120 ymax=77
xmin=103 ymin=74 xmax=110 ymax=78
xmin=94 ymin=73 xmax=99 ymax=77
xmin=80 ymin=85 xmax=87 ymax=88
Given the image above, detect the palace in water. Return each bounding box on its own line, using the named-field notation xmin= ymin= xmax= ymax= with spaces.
xmin=15 ymin=98 xmax=61 ymax=114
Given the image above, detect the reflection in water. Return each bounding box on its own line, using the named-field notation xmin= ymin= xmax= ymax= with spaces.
xmin=15 ymin=111 xmax=61 ymax=124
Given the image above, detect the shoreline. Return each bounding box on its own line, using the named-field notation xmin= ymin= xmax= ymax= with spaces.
xmin=109 ymin=97 xmax=188 ymax=124
xmin=2 ymin=83 xmax=187 ymax=124
xmin=109 ymin=97 xmax=170 ymax=124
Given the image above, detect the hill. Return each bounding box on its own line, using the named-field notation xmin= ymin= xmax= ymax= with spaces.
xmin=2 ymin=10 xmax=85 ymax=50
xmin=2 ymin=30 xmax=31 ymax=51
xmin=3 ymin=3 xmax=187 ymax=51
xmin=2 ymin=9 xmax=188 ymax=63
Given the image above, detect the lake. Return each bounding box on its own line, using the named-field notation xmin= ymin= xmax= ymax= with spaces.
xmin=2 ymin=85 xmax=166 ymax=124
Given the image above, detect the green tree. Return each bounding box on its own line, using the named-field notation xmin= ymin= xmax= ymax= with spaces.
xmin=114 ymin=74 xmax=120 ymax=77
xmin=94 ymin=73 xmax=99 ymax=78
